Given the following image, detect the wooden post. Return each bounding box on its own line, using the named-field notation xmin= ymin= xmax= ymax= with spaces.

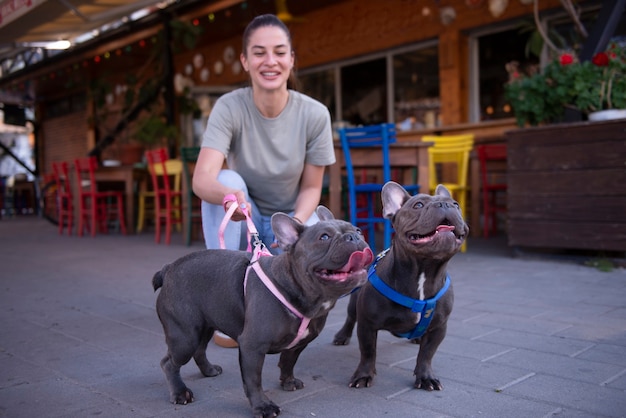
xmin=438 ymin=30 xmax=468 ymax=126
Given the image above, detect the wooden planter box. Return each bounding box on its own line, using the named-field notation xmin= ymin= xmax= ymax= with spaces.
xmin=506 ymin=119 xmax=626 ymax=253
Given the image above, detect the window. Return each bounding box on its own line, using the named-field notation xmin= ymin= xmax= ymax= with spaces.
xmin=393 ymin=45 xmax=440 ymax=130
xmin=299 ymin=42 xmax=439 ymax=129
xmin=298 ymin=68 xmax=336 ymax=121
xmin=473 ymin=28 xmax=537 ymax=122
xmin=340 ymin=58 xmax=387 ymax=126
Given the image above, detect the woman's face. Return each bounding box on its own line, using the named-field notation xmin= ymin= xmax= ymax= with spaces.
xmin=241 ymin=25 xmax=293 ymax=93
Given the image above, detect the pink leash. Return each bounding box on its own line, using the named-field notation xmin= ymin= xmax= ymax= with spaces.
xmin=219 ymin=194 xmax=310 ymax=349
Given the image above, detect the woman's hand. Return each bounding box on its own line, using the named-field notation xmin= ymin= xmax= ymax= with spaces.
xmin=223 ymin=190 xmax=251 ymax=222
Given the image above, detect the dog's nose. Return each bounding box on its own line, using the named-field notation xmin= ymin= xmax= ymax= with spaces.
xmin=345 ymin=233 xmax=359 ymax=242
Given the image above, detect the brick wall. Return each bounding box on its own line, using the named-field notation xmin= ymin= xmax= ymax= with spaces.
xmin=39 ymin=110 xmax=88 ymax=174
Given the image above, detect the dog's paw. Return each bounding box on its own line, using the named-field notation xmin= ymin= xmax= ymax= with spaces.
xmin=414 ymin=376 xmax=443 ymax=391
xmin=253 ymin=401 xmax=281 ymax=418
xmin=199 ymin=364 xmax=222 ymax=377
xmin=171 ymin=388 xmax=194 ymax=404
xmin=348 ymin=375 xmax=374 ymax=388
xmin=281 ymin=377 xmax=304 ymax=391
xmin=332 ymin=331 xmax=351 ymax=345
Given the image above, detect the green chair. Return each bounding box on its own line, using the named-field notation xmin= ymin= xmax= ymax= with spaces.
xmin=180 ymin=146 xmax=203 ymax=246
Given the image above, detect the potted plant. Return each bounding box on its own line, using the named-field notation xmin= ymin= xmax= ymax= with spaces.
xmin=115 ymin=112 xmax=179 ymax=165
xmin=131 ymin=112 xmax=179 ymax=148
xmin=505 ymin=42 xmax=626 ymax=126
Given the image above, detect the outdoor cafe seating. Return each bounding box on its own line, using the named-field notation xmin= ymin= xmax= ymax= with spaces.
xmin=73 ymin=156 xmax=127 ymax=237
xmin=423 ymin=134 xmax=474 ymax=252
xmin=339 ymin=123 xmax=420 ymax=254
xmin=145 ymin=147 xmax=183 ymax=245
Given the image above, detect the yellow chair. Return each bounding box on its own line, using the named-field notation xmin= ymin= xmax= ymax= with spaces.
xmin=136 ymin=184 xmax=155 ymax=233
xmin=423 ymin=134 xmax=474 ymax=252
xmin=137 ymin=151 xmax=183 ymax=236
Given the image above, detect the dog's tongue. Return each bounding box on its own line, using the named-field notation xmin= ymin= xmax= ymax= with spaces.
xmin=436 ymin=225 xmax=455 ymax=233
xmin=339 ymin=248 xmax=374 ymax=272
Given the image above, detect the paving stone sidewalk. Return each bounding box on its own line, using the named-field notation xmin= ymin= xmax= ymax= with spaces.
xmin=1 ymin=217 xmax=625 ymax=418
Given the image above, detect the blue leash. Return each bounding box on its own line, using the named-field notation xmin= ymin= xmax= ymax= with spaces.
xmin=368 ymin=250 xmax=451 ymax=339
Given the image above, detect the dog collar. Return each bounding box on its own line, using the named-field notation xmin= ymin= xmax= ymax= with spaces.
xmin=368 ymin=257 xmax=450 ymax=339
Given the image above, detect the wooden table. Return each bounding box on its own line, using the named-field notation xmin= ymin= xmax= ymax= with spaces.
xmin=93 ymin=165 xmax=148 ymax=234
xmin=328 ymin=141 xmax=433 ymax=218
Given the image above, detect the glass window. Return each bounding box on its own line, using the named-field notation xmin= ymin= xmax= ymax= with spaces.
xmin=477 ymin=28 xmax=538 ymax=122
xmin=299 ymin=68 xmax=336 ymax=121
xmin=294 ymin=44 xmax=440 ymax=129
xmin=393 ymin=46 xmax=440 ymax=130
xmin=340 ymin=58 xmax=387 ymax=126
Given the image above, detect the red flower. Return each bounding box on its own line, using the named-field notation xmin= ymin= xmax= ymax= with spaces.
xmin=560 ymin=53 xmax=574 ymax=65
xmin=592 ymin=52 xmax=610 ymax=67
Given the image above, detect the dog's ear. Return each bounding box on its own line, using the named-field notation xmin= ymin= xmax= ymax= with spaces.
xmin=435 ymin=184 xmax=452 ymax=198
xmin=316 ymin=205 xmax=335 ymax=221
xmin=382 ymin=181 xmax=411 ymax=218
xmin=271 ymin=212 xmax=304 ymax=250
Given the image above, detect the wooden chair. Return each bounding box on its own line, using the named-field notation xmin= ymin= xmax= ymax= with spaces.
xmin=180 ymin=146 xmax=203 ymax=246
xmin=136 ymin=153 xmax=160 ymax=234
xmin=476 ymin=143 xmax=507 ymax=238
xmin=73 ymin=156 xmax=127 ymax=237
xmin=51 ymin=161 xmax=73 ymax=235
xmin=339 ymin=123 xmax=420 ymax=254
xmin=422 ymin=134 xmax=474 ymax=252
xmin=145 ymin=147 xmax=183 ymax=245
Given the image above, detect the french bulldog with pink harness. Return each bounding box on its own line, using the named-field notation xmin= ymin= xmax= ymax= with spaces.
xmin=153 ymin=206 xmax=373 ymax=417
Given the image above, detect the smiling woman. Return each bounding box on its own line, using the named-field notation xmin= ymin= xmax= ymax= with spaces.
xmin=190 ymin=13 xmax=336 ymax=349
xmin=191 ymin=13 xmax=335 ymax=254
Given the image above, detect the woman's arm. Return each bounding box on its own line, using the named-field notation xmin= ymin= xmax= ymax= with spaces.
xmin=293 ymin=163 xmax=326 ymax=223
xmin=192 ymin=147 xmax=248 ymax=220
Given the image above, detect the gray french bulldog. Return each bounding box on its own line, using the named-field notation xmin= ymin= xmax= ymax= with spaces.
xmin=333 ymin=182 xmax=468 ymax=391
xmin=152 ymin=206 xmax=374 ymax=418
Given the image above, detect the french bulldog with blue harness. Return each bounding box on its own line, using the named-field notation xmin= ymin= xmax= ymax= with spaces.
xmin=153 ymin=206 xmax=374 ymax=418
xmin=333 ymin=182 xmax=468 ymax=391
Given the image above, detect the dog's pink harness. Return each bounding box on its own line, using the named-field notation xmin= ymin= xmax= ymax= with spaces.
xmin=220 ymin=194 xmax=310 ymax=349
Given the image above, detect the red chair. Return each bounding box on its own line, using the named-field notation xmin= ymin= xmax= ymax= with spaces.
xmin=476 ymin=144 xmax=507 ymax=238
xmin=145 ymin=147 xmax=183 ymax=245
xmin=73 ymin=156 xmax=127 ymax=237
xmin=51 ymin=161 xmax=73 ymax=235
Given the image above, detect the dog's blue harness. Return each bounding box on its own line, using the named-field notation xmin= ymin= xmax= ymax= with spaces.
xmin=368 ymin=250 xmax=451 ymax=339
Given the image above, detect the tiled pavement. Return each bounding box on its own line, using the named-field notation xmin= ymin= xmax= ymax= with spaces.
xmin=1 ymin=217 xmax=625 ymax=417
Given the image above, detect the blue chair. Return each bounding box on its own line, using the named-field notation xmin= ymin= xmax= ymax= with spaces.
xmin=338 ymin=123 xmax=419 ymax=253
